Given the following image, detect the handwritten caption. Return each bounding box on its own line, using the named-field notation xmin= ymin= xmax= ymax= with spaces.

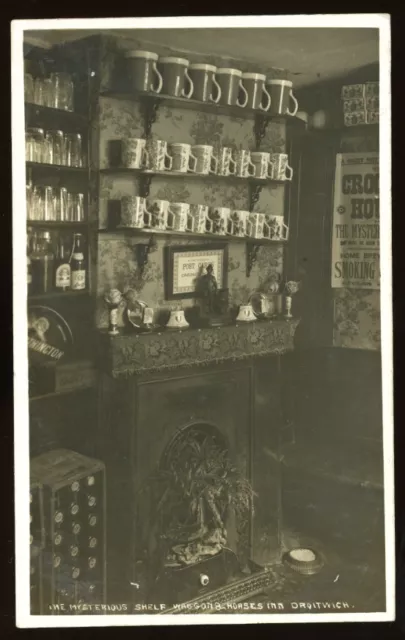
xmin=48 ymin=601 xmax=353 ymax=613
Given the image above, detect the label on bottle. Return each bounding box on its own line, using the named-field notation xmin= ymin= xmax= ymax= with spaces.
xmin=72 ymin=252 xmax=84 ymax=261
xmin=71 ymin=270 xmax=86 ymax=290
xmin=55 ymin=263 xmax=71 ymax=289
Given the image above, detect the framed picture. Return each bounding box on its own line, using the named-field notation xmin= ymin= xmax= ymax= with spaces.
xmin=164 ymin=243 xmax=228 ymax=300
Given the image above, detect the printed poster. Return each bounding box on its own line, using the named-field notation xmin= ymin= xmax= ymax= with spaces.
xmin=331 ymin=152 xmax=380 ymax=290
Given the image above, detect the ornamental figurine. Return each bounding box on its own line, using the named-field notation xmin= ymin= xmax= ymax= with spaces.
xmin=200 ymin=264 xmax=218 ymax=316
xmin=104 ymin=288 xmax=124 ymax=335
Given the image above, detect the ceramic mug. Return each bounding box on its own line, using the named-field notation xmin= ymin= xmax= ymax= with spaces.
xmin=216 ymin=68 xmax=248 ymax=107
xmin=250 ymin=151 xmax=274 ymax=180
xmin=145 ymin=139 xmax=173 ymax=172
xmin=242 ymin=73 xmax=271 ymax=111
xmin=228 ymin=210 xmax=249 ymax=237
xmin=148 ymin=199 xmax=175 ymax=230
xmin=189 ymin=204 xmax=211 ymax=233
xmin=207 ymin=207 xmax=231 ymax=235
xmin=216 ymin=147 xmax=237 ymax=176
xmin=264 ymin=214 xmax=289 ymax=240
xmin=122 ymin=138 xmax=149 ymax=169
xmin=169 ymin=143 xmax=198 ymax=173
xmin=270 ymin=153 xmax=293 ymax=181
xmin=266 ymin=79 xmax=299 ymax=116
xmin=234 ymin=150 xmax=256 ymax=178
xmin=191 ymin=145 xmax=219 ymax=175
xmin=158 ymin=57 xmax=194 ymax=98
xmin=120 ymin=196 xmax=152 ymax=228
xmin=247 ymin=212 xmax=268 ymax=239
xmin=189 ymin=64 xmax=221 ymax=103
xmin=168 ymin=202 xmax=193 ymax=232
xmin=125 ymin=50 xmax=163 ymax=94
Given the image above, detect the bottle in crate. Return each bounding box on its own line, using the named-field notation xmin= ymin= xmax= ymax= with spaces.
xmin=30 ymin=449 xmax=106 ymax=614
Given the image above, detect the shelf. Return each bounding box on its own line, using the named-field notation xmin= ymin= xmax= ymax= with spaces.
xmin=28 ymin=290 xmax=90 ymax=302
xmin=305 ymin=124 xmax=379 ymax=137
xmin=98 ymin=227 xmax=287 ymax=245
xmin=26 ymin=161 xmax=88 ymax=175
xmin=99 ymin=166 xmax=288 ymax=186
xmin=25 ymin=102 xmax=88 ymax=128
xmin=100 ymin=88 xmax=304 ymax=126
xmin=27 ymin=220 xmax=88 ymax=229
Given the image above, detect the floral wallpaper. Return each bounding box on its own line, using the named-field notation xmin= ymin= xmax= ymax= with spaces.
xmin=333 ymin=131 xmax=380 ymax=351
xmin=95 ymin=37 xmax=289 ymax=329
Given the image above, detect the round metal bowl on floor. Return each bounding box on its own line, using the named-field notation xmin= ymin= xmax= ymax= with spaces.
xmin=282 ymin=547 xmax=324 ymax=576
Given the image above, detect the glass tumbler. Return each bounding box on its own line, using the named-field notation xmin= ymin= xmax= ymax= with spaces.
xmin=31 ymin=186 xmax=44 ymax=220
xmin=27 ymin=128 xmax=45 ymax=163
xmin=26 ymin=182 xmax=33 ymax=219
xmin=44 ymin=186 xmax=56 ymax=221
xmin=72 ymin=193 xmax=85 ymax=221
xmin=65 ymin=133 xmax=83 ymax=167
xmin=50 ymin=72 xmax=74 ymax=111
xmin=24 ymin=74 xmax=35 ymax=103
xmin=43 ymin=132 xmax=54 ymax=164
xmin=48 ymin=130 xmax=65 ymax=165
xmin=54 ymin=187 xmax=68 ymax=221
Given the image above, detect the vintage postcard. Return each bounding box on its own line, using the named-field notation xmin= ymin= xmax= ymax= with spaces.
xmin=12 ymin=14 xmax=393 ymax=627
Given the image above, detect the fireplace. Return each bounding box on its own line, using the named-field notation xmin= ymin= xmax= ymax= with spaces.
xmin=97 ymin=320 xmax=299 ymax=604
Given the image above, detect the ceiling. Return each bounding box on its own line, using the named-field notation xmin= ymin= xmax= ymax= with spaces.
xmin=24 ymin=27 xmax=379 ymax=88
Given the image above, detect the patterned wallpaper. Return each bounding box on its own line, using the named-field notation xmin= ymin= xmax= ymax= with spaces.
xmin=95 ymin=37 xmax=289 ymax=328
xmin=332 ymin=131 xmax=380 ymax=351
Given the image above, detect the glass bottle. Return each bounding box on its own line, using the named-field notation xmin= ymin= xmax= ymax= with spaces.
xmin=54 ymin=236 xmax=71 ymax=292
xmin=30 ymin=231 xmax=54 ymax=294
xmin=70 ymin=233 xmax=86 ymax=291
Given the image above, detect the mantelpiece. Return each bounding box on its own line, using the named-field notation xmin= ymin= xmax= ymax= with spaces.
xmin=98 ymin=318 xmax=300 ymax=378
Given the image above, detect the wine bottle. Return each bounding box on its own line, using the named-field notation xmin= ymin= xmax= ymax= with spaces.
xmin=70 ymin=233 xmax=86 ymax=291
xmin=54 ymin=236 xmax=71 ymax=291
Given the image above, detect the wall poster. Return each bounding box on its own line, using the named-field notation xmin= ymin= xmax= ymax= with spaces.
xmin=331 ymin=152 xmax=380 ymax=290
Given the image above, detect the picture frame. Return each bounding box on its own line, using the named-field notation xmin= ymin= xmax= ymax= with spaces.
xmin=164 ymin=243 xmax=228 ymax=300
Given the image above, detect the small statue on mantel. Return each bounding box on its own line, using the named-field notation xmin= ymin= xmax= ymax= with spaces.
xmin=200 ymin=264 xmax=218 ymax=315
xmin=197 ymin=264 xmax=229 ymax=326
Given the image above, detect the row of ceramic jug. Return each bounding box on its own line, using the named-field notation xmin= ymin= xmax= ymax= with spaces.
xmin=118 ymin=196 xmax=289 ymax=241
xmin=116 ymin=137 xmax=293 ymax=181
xmin=125 ymin=49 xmax=299 ymax=115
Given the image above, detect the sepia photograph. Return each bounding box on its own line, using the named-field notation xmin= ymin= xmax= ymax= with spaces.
xmin=12 ymin=15 xmax=393 ymax=627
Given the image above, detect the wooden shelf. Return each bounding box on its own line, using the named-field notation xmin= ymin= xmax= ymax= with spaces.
xmin=100 ymin=88 xmax=304 ymax=126
xmin=27 ymin=220 xmax=88 ymax=228
xmin=100 ymin=167 xmax=288 ymax=186
xmin=28 ymin=290 xmax=90 ymax=302
xmin=26 ymin=161 xmax=88 ymax=174
xmin=98 ymin=227 xmax=287 ymax=245
xmin=305 ymin=124 xmax=379 ymax=137
xmin=25 ymin=102 xmax=88 ymax=128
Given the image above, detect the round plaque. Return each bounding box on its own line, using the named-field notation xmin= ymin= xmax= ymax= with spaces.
xmin=28 ymin=305 xmax=73 ymax=366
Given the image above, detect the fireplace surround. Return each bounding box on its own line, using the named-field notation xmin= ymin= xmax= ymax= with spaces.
xmin=97 ymin=319 xmax=299 ymax=604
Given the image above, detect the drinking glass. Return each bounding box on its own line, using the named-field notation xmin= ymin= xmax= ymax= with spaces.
xmin=31 ymin=186 xmax=44 ymax=220
xmin=33 ymin=78 xmax=46 ymax=106
xmin=26 ymin=183 xmax=33 ymax=219
xmin=44 ymin=186 xmax=56 ymax=221
xmin=48 ymin=130 xmax=65 ymax=165
xmin=26 ymin=128 xmax=45 ymax=163
xmin=43 ymin=132 xmax=54 ymax=164
xmin=50 ymin=72 xmax=74 ymax=111
xmin=24 ymin=74 xmax=34 ymax=103
xmin=71 ymin=193 xmax=85 ymax=221
xmin=65 ymin=133 xmax=83 ymax=167
xmin=54 ymin=187 xmax=68 ymax=221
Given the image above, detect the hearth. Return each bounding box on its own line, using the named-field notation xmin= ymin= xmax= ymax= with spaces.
xmin=97 ymin=320 xmax=299 ymax=604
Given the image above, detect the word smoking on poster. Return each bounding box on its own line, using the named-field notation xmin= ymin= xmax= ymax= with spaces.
xmin=331 ymin=152 xmax=380 ymax=290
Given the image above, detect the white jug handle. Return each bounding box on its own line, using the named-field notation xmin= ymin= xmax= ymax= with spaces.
xmin=141 ymin=148 xmax=150 ymax=169
xmin=287 ymin=91 xmax=299 ymax=117
xmin=236 ymin=80 xmax=248 ymax=108
xmin=188 ymin=153 xmax=198 ymax=173
xmin=282 ymin=223 xmax=290 ymax=240
xmin=210 ymin=154 xmax=219 ymax=174
xmin=228 ymin=155 xmax=237 ymax=175
xmin=210 ymin=74 xmax=222 ymax=104
xmin=285 ymin=164 xmax=293 ymax=180
xmin=267 ymin=160 xmax=275 ymax=180
xmin=152 ymin=63 xmax=163 ymax=94
xmin=182 ymin=69 xmax=194 ymax=99
xmin=248 ymin=160 xmax=256 ymax=177
xmin=164 ymin=153 xmax=173 ymax=171
xmin=259 ymin=85 xmax=271 ymax=112
xmin=166 ymin=210 xmax=175 ymax=230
